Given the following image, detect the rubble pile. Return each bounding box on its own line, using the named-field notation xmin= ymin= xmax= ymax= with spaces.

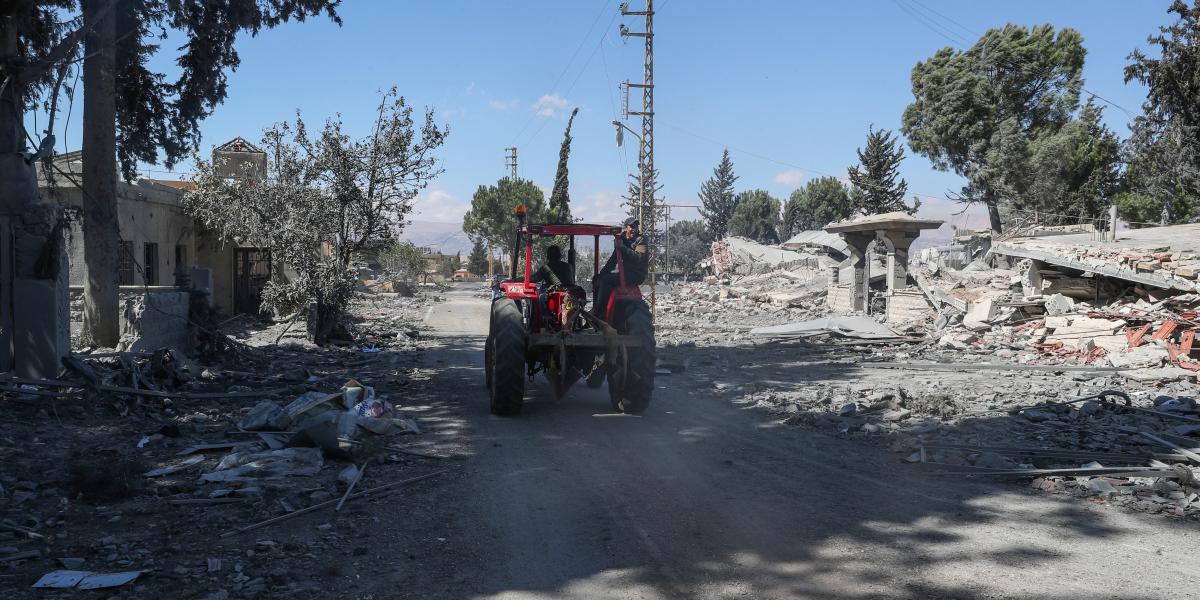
xmin=655 ymin=269 xmax=829 ymax=346
xmin=918 ymin=269 xmax=1200 ymax=378
xmin=731 ymin=369 xmax=1200 ymax=519
xmin=0 ymin=295 xmax=444 ymax=596
xmin=997 ymin=237 xmax=1200 ymax=289
xmin=680 ymin=224 xmax=1200 ymax=522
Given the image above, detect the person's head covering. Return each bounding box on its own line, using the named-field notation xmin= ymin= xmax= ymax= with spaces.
xmin=623 ymin=217 xmax=640 ymax=229
xmin=546 ymin=245 xmax=562 ymax=261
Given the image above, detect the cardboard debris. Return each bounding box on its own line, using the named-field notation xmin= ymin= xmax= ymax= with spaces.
xmin=200 ymin=447 xmax=324 ymax=483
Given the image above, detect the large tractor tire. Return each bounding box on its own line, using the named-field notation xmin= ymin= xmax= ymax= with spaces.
xmin=608 ymin=300 xmax=655 ymax=414
xmin=485 ymin=305 xmax=495 ymax=390
xmin=489 ymin=298 xmax=527 ymax=416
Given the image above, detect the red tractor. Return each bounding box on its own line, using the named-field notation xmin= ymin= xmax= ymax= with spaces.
xmin=485 ymin=206 xmax=655 ymax=416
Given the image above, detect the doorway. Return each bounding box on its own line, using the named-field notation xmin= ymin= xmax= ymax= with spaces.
xmin=233 ymin=248 xmax=272 ymax=315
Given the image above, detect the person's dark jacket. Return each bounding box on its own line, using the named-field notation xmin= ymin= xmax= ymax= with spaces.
xmin=599 ymin=233 xmax=648 ymax=284
xmin=532 ymin=259 xmax=574 ymax=287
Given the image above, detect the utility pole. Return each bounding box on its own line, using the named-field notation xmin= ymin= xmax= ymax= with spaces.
xmin=504 ymin=146 xmax=518 ymax=180
xmin=620 ymin=0 xmax=655 ymax=314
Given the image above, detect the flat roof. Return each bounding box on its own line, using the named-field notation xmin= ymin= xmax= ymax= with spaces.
xmin=824 ymin=211 xmax=943 ymax=234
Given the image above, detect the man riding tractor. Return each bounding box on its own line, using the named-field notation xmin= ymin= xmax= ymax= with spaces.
xmin=592 ymin=217 xmax=647 ymax=318
xmin=531 ymin=244 xmax=574 ymax=288
xmin=486 ymin=209 xmax=655 ymax=416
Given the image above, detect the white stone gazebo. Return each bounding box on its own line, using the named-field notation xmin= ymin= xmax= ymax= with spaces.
xmin=824 ymin=212 xmax=943 ymax=320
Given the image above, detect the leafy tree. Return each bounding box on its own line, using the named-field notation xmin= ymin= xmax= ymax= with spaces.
xmin=1113 ymin=191 xmax=1197 ymax=228
xmin=728 ymin=189 xmax=782 ymax=244
xmin=666 ymin=220 xmax=711 ymax=279
xmin=438 ymin=256 xmax=455 ymax=279
xmin=1022 ymin=100 xmax=1121 ymax=224
xmin=462 ymin=177 xmax=545 ymax=272
xmin=902 ymin=24 xmax=1086 ymax=233
xmin=547 ymin=107 xmax=579 ymax=224
xmin=1123 ymin=0 xmax=1200 ymax=223
xmin=782 ymin=177 xmax=854 ymax=237
xmin=379 ymin=241 xmax=425 ymax=283
xmin=698 ymin=149 xmax=739 ymax=240
xmin=848 ymin=126 xmax=915 ymax=215
xmin=467 ymin=238 xmax=489 ymax=276
xmin=187 ymin=89 xmax=447 ymax=344
xmin=74 ymin=0 xmax=339 ymax=346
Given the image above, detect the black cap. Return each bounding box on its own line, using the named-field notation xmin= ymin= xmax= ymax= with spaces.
xmin=623 ymin=217 xmax=640 ymax=227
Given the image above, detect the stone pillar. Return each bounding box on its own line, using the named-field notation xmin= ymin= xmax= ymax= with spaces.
xmin=1 ymin=203 xmax=71 ymax=378
xmin=884 ymin=231 xmax=917 ymax=295
xmin=842 ymin=233 xmax=873 ymax=313
xmin=1020 ymin=259 xmax=1045 ymax=298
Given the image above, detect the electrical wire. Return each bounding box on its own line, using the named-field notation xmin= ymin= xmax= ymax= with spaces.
xmin=511 ymin=0 xmax=615 ymax=144
xmin=522 ymin=10 xmax=621 ymax=147
xmin=891 ymin=0 xmax=1136 ymax=118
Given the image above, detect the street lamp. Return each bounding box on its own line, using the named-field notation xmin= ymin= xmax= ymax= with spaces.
xmin=612 ymin=119 xmax=640 ymax=148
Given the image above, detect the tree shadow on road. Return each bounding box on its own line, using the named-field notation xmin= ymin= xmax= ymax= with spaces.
xmin=356 ymin=334 xmax=1193 ymax=600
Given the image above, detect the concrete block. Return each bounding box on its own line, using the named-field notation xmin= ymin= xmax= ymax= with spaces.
xmin=118 ymin=291 xmax=191 ymax=352
xmin=1044 ymin=293 xmax=1075 ymax=316
xmin=13 ymin=277 xmax=70 ymax=379
xmin=963 ymin=298 xmax=998 ymax=330
xmin=189 ymin=267 xmax=214 ymax=295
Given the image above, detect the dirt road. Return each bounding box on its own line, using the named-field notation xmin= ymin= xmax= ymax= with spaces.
xmin=358 ymin=286 xmax=1199 ymax=599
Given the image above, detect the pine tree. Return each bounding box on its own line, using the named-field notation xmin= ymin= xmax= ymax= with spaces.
xmin=728 ymin=190 xmax=782 ymax=244
xmin=548 ymin=107 xmax=579 ymax=224
xmin=698 ymin=149 xmax=739 ymax=240
xmin=467 ymin=238 xmax=489 ymax=276
xmin=621 ymin=167 xmax=662 ymax=223
xmin=782 ymin=177 xmax=854 ymax=236
xmin=848 ymin=126 xmax=914 ymax=215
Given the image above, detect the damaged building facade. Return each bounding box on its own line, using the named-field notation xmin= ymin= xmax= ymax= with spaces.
xmin=25 ymin=138 xmax=283 ymax=356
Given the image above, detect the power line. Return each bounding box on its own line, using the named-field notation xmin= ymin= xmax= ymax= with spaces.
xmin=511 ymin=0 xmax=614 ymax=144
xmin=903 ymin=0 xmax=976 ymax=40
xmin=521 ymin=10 xmax=620 ymax=147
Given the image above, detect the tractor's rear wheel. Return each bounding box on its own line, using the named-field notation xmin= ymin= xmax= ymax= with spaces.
xmin=489 ymin=298 xmax=527 ymax=416
xmin=608 ymin=300 xmax=655 ymax=414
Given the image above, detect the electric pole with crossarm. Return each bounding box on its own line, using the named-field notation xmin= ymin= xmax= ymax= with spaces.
xmin=619 ymin=0 xmax=656 ymax=314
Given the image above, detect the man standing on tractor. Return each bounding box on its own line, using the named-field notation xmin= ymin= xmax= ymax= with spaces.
xmin=531 ymin=244 xmax=574 ymax=287
xmin=592 ymin=217 xmax=648 ymax=318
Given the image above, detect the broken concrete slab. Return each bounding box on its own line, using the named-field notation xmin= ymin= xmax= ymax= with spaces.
xmin=1107 ymin=344 xmax=1171 ymax=369
xmin=1121 ymin=366 xmax=1197 ymax=383
xmin=749 ymin=316 xmax=898 ymax=340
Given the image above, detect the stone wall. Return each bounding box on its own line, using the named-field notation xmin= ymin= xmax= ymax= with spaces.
xmin=69 ymin=288 xmax=191 ymax=351
xmin=827 ymin=284 xmax=854 ymax=314
xmin=117 ymin=291 xmax=191 ymax=352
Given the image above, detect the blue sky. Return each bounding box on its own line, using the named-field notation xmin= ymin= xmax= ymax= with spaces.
xmin=32 ymin=0 xmax=1179 ymax=233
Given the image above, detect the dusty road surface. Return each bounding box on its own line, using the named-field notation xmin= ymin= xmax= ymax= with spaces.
xmin=351 ymin=285 xmax=1200 ymax=600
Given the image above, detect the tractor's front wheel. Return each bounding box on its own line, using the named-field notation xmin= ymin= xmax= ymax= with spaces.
xmin=608 ymin=300 xmax=655 ymax=414
xmin=489 ymin=298 xmax=527 ymax=416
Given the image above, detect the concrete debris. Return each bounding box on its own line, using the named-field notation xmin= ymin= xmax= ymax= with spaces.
xmin=749 ymin=316 xmax=899 ymax=340
xmin=658 ymin=224 xmax=1200 ymax=524
xmin=1044 ymin=293 xmax=1075 ymax=316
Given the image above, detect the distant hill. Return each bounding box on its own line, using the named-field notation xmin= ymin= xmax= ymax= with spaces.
xmin=400 ymin=221 xmax=473 ymax=255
